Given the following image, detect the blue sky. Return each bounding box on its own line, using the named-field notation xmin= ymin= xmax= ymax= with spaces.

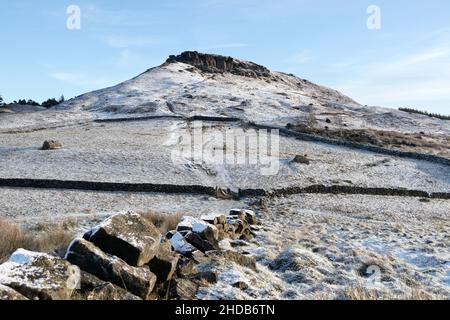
xmin=0 ymin=0 xmax=449 ymax=114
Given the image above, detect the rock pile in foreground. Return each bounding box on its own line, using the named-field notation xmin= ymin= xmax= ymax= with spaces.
xmin=0 ymin=209 xmax=259 ymax=300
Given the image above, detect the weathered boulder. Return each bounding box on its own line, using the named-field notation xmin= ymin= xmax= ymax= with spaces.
xmin=75 ymin=271 xmax=141 ymax=300
xmin=229 ymin=209 xmax=247 ymax=221
xmin=170 ymin=232 xmax=197 ymax=255
xmin=65 ymin=238 xmax=156 ymax=299
xmin=169 ymin=278 xmax=199 ymax=300
xmin=214 ymin=223 xmax=228 ymax=240
xmin=230 ymin=209 xmax=257 ymax=225
xmin=84 ymin=212 xmax=161 ymax=267
xmin=292 ymin=154 xmax=310 ymax=165
xmin=226 ymin=217 xmax=246 ymax=236
xmin=193 ymin=223 xmax=219 ymax=248
xmin=176 ymin=216 xmax=212 ymax=232
xmin=190 ymin=250 xmax=210 ymax=264
xmin=175 ymin=216 xmax=197 ymax=232
xmin=223 ymin=222 xmax=237 ymax=239
xmin=176 ymin=217 xmax=219 ymax=248
xmin=147 ymin=243 xmax=179 ymax=283
xmin=0 ymin=249 xmax=80 ymax=300
xmin=243 ymin=210 xmax=258 ymax=225
xmin=201 ymin=213 xmax=226 ymax=225
xmin=184 ymin=232 xmax=217 ymax=253
xmin=0 ymin=284 xmax=28 ymax=300
xmin=176 ymin=256 xmax=199 ymax=277
xmin=42 ymin=140 xmax=63 ymax=150
xmin=239 ymin=228 xmax=256 ymax=241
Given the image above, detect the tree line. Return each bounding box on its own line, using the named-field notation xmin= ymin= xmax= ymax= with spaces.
xmin=0 ymin=94 xmax=65 ymax=108
xmin=399 ymin=107 xmax=450 ymax=121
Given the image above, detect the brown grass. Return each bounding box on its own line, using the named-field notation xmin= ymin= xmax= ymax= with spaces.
xmin=339 ymin=284 xmax=444 ymax=300
xmin=0 ymin=219 xmax=34 ymax=263
xmin=287 ymin=123 xmax=450 ymax=158
xmin=141 ymin=211 xmax=185 ymax=234
xmin=340 ymin=284 xmax=379 ymax=300
xmin=0 ymin=218 xmax=76 ymax=263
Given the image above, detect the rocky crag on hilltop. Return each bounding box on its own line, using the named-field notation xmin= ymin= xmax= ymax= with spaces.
xmin=166 ymin=51 xmax=272 ymax=79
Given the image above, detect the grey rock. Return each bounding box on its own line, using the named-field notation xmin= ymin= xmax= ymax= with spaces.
xmin=201 ymin=214 xmax=226 ymax=225
xmin=65 ymin=238 xmax=156 ymax=299
xmin=176 ymin=256 xmax=199 ymax=277
xmin=76 ymin=271 xmax=141 ymax=300
xmin=184 ymin=232 xmax=217 ymax=253
xmin=166 ymin=51 xmax=272 ymax=79
xmin=0 ymin=249 xmax=79 ymax=300
xmin=147 ymin=244 xmax=179 ymax=283
xmin=170 ymin=232 xmax=197 ymax=255
xmin=85 ymin=212 xmax=161 ymax=267
xmin=170 ymin=278 xmax=199 ymax=300
xmin=0 ymin=284 xmax=28 ymax=300
xmin=292 ymin=154 xmax=310 ymax=165
xmin=42 ymin=140 xmax=63 ymax=150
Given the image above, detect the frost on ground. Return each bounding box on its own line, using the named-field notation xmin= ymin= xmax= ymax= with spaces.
xmin=0 ymin=120 xmax=449 ymax=193
xmin=198 ymin=194 xmax=449 ymax=300
xmin=0 ymin=52 xmax=448 ymax=300
xmin=0 ymin=188 xmax=246 ymax=222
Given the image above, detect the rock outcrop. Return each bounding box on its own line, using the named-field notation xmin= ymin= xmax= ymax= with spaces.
xmin=0 ymin=208 xmax=260 ymax=301
xmin=166 ymin=51 xmax=272 ymax=79
xmin=84 ymin=212 xmax=161 ymax=267
xmin=65 ymin=238 xmax=156 ymax=299
xmin=77 ymin=271 xmax=141 ymax=300
xmin=0 ymin=249 xmax=79 ymax=300
xmin=41 ymin=140 xmax=63 ymax=150
xmin=147 ymin=243 xmax=179 ymax=283
xmin=292 ymin=154 xmax=310 ymax=165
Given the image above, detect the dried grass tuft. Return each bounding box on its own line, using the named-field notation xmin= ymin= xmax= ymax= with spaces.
xmin=141 ymin=211 xmax=185 ymax=234
xmin=0 ymin=218 xmax=76 ymax=262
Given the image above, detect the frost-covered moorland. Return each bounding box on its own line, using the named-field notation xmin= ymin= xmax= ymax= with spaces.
xmin=0 ymin=52 xmax=449 ymax=300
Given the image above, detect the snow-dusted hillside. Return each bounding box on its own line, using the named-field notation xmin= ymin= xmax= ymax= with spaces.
xmin=55 ymin=51 xmax=449 ymax=135
xmin=0 ymin=51 xmax=449 ymax=300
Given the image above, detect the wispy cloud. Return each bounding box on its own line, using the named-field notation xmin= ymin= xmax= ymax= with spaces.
xmin=82 ymin=4 xmax=162 ymax=27
xmin=99 ymin=35 xmax=164 ymax=48
xmin=332 ymin=43 xmax=450 ymax=111
xmin=286 ymin=52 xmax=313 ymax=66
xmin=117 ymin=50 xmax=132 ymax=67
xmin=50 ymin=72 xmax=113 ymax=88
xmin=198 ymin=0 xmax=308 ymax=21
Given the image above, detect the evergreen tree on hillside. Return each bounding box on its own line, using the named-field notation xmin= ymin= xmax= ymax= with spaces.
xmin=0 ymin=94 xmax=4 ymax=106
xmin=399 ymin=107 xmax=450 ymax=121
xmin=42 ymin=98 xmax=60 ymax=108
